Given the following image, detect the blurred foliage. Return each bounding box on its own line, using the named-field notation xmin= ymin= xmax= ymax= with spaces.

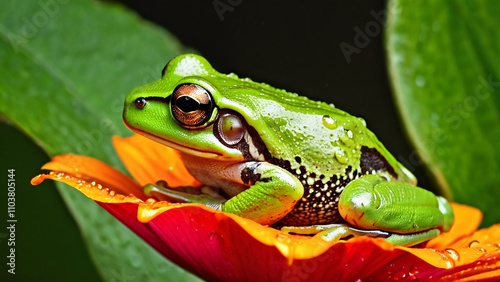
xmin=387 ymin=0 xmax=500 ymax=226
xmin=0 ymin=0 xmax=198 ymax=281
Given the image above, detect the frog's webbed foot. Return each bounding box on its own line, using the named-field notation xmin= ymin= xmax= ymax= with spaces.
xmin=282 ymin=224 xmax=442 ymax=246
xmin=282 ymin=224 xmax=390 ymax=242
xmin=144 ymin=181 xmax=226 ymax=210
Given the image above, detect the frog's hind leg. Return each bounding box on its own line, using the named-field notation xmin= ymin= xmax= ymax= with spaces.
xmin=337 ymin=174 xmax=453 ymax=246
xmin=283 ymin=174 xmax=454 ymax=246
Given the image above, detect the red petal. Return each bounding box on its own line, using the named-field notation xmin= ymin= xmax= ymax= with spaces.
xmin=135 ymin=205 xmax=499 ymax=281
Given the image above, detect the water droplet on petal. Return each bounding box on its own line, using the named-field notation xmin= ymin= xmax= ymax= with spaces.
xmin=208 ymin=231 xmax=223 ymax=244
xmin=409 ymin=265 xmax=419 ymax=276
xmin=469 ymin=240 xmax=480 ymax=248
xmin=444 ymin=248 xmax=460 ymax=261
xmin=386 ymin=263 xmax=398 ymax=275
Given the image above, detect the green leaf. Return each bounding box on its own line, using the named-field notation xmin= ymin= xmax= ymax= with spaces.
xmin=386 ymin=0 xmax=500 ymax=226
xmin=0 ymin=1 xmax=199 ymax=281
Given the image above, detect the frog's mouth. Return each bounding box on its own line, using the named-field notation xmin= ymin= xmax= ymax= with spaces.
xmin=150 ymin=132 xmax=222 ymax=158
xmin=125 ymin=124 xmax=223 ymax=159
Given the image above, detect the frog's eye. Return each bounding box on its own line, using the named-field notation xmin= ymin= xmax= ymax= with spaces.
xmin=171 ymin=84 xmax=214 ymax=128
xmin=215 ymin=111 xmax=245 ymax=147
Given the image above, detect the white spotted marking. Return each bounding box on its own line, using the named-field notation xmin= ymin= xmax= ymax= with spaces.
xmin=307 ymin=177 xmax=315 ymax=186
xmin=174 ymin=56 xmax=208 ymax=76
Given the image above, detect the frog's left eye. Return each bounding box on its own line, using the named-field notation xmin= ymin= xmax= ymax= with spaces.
xmin=171 ymin=84 xmax=214 ymax=128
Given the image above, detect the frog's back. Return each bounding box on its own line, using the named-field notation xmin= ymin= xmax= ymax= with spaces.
xmin=220 ymin=78 xmax=415 ymax=226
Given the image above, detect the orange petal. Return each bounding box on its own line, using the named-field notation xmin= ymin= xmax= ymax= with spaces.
xmin=31 ymin=154 xmax=144 ymax=199
xmin=31 ymin=171 xmax=142 ymax=204
xmin=426 ymin=202 xmax=483 ymax=248
xmin=112 ymin=135 xmax=201 ymax=187
xmin=397 ymin=203 xmax=500 ymax=271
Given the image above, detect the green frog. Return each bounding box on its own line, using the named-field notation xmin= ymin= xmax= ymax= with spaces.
xmin=122 ymin=54 xmax=454 ymax=246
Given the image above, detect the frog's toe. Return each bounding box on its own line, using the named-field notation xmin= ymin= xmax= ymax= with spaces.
xmin=282 ymin=223 xmax=389 ymax=242
xmin=385 ymin=229 xmax=441 ymax=247
xmin=144 ymin=183 xmax=226 ymax=210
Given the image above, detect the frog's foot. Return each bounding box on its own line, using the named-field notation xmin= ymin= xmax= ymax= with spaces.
xmin=282 ymin=224 xmax=441 ymax=246
xmin=384 ymin=229 xmax=441 ymax=246
xmin=282 ymin=224 xmax=389 ymax=242
xmin=143 ymin=182 xmax=226 ymax=210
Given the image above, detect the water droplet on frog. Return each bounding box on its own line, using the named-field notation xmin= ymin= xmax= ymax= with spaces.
xmin=358 ymin=117 xmax=367 ymax=127
xmin=444 ymin=248 xmax=460 ymax=261
xmin=322 ymin=115 xmax=337 ymax=129
xmin=415 ymin=75 xmax=426 ymax=87
xmin=346 ymin=130 xmax=353 ymax=138
xmin=334 ymin=148 xmax=348 ymax=164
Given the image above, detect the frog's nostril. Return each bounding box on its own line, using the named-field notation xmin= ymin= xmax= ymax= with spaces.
xmin=134 ymin=97 xmax=146 ymax=109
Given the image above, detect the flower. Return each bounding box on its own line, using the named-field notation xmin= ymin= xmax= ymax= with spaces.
xmin=31 ymin=134 xmax=500 ymax=281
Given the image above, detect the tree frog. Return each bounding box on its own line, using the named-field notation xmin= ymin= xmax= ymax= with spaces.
xmin=123 ymin=54 xmax=454 ymax=246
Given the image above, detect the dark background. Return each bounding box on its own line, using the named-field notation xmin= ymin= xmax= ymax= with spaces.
xmin=0 ymin=1 xmax=433 ymax=281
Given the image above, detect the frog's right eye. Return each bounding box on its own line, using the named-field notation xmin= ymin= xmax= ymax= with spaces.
xmin=171 ymin=84 xmax=214 ymax=129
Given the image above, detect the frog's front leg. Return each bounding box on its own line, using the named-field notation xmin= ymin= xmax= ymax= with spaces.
xmin=145 ymin=161 xmax=304 ymax=225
